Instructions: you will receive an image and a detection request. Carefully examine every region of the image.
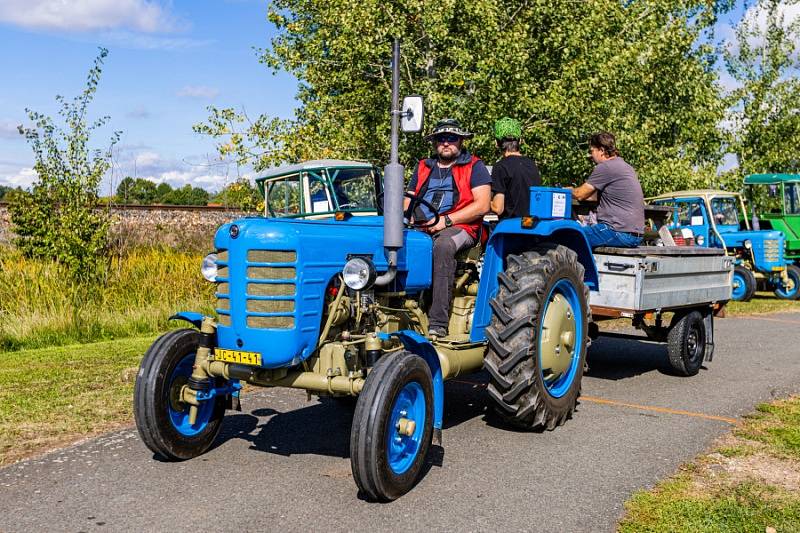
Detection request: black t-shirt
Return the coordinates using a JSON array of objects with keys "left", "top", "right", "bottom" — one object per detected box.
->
[{"left": 491, "top": 155, "right": 541, "bottom": 218}]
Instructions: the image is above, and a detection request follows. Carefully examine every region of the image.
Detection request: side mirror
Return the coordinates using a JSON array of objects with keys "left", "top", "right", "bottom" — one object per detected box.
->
[{"left": 401, "top": 95, "right": 424, "bottom": 133}]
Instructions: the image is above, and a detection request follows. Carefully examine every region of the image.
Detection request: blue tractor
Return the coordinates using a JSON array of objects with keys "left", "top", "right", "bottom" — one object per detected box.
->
[
  {"left": 649, "top": 190, "right": 795, "bottom": 301},
  {"left": 134, "top": 42, "right": 730, "bottom": 501}
]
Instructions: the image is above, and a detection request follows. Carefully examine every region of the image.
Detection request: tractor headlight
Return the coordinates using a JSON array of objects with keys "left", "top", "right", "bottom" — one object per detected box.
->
[
  {"left": 696, "top": 235, "right": 704, "bottom": 246},
  {"left": 342, "top": 257, "right": 376, "bottom": 290},
  {"left": 201, "top": 253, "right": 218, "bottom": 282},
  {"left": 744, "top": 239, "right": 752, "bottom": 250}
]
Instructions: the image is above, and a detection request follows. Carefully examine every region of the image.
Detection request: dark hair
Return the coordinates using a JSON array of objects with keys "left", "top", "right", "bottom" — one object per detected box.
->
[
  {"left": 589, "top": 132, "right": 620, "bottom": 157},
  {"left": 498, "top": 138, "right": 520, "bottom": 153}
]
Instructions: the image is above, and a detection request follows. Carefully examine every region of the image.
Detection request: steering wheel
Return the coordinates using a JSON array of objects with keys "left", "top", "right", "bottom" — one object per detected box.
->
[
  {"left": 403, "top": 192, "right": 441, "bottom": 229},
  {"left": 376, "top": 191, "right": 442, "bottom": 229}
]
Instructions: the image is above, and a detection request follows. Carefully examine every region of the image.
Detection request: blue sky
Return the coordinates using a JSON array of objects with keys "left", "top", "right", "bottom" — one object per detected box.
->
[
  {"left": 0, "top": 1, "right": 787, "bottom": 194},
  {"left": 0, "top": 0, "right": 297, "bottom": 195}
]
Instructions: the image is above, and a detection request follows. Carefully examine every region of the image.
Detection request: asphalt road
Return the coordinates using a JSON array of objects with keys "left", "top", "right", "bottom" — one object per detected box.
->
[{"left": 2, "top": 312, "right": 800, "bottom": 532}]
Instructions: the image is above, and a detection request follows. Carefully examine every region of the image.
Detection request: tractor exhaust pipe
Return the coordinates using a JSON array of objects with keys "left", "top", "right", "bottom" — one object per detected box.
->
[{"left": 375, "top": 38, "right": 403, "bottom": 286}]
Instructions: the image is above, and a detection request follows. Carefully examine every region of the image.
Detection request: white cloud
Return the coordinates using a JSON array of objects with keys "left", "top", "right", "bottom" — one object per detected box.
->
[
  {"left": 0, "top": 166, "right": 37, "bottom": 187},
  {"left": 724, "top": 3, "right": 800, "bottom": 54},
  {"left": 0, "top": 0, "right": 178, "bottom": 33},
  {"left": 0, "top": 119, "right": 22, "bottom": 139},
  {"left": 176, "top": 85, "right": 220, "bottom": 99}
]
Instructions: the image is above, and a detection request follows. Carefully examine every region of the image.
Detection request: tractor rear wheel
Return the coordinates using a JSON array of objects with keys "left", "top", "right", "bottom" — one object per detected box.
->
[
  {"left": 666, "top": 310, "right": 707, "bottom": 376},
  {"left": 731, "top": 265, "right": 756, "bottom": 302},
  {"left": 774, "top": 264, "right": 800, "bottom": 300},
  {"left": 134, "top": 329, "right": 226, "bottom": 460},
  {"left": 350, "top": 350, "right": 433, "bottom": 501},
  {"left": 484, "top": 245, "right": 589, "bottom": 430}
]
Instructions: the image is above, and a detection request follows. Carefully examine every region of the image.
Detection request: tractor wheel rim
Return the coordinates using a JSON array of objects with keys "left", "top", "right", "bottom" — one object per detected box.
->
[
  {"left": 776, "top": 270, "right": 799, "bottom": 298},
  {"left": 386, "top": 381, "right": 426, "bottom": 475},
  {"left": 731, "top": 272, "right": 747, "bottom": 300},
  {"left": 539, "top": 279, "right": 583, "bottom": 398},
  {"left": 168, "top": 353, "right": 215, "bottom": 437}
]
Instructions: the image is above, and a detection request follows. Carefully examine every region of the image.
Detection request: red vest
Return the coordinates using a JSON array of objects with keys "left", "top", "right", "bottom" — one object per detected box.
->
[{"left": 414, "top": 155, "right": 482, "bottom": 239}]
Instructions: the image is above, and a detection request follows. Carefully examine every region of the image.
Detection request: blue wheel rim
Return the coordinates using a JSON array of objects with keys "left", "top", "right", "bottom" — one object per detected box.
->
[
  {"left": 538, "top": 279, "right": 583, "bottom": 398},
  {"left": 731, "top": 271, "right": 748, "bottom": 301},
  {"left": 168, "top": 353, "right": 215, "bottom": 436},
  {"left": 386, "top": 381, "right": 426, "bottom": 475},
  {"left": 775, "top": 269, "right": 799, "bottom": 299}
]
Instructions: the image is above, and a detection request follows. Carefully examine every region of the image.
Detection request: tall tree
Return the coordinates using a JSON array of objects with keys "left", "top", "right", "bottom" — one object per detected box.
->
[
  {"left": 197, "top": 0, "right": 732, "bottom": 195},
  {"left": 724, "top": 0, "right": 800, "bottom": 176},
  {"left": 11, "top": 48, "right": 119, "bottom": 283}
]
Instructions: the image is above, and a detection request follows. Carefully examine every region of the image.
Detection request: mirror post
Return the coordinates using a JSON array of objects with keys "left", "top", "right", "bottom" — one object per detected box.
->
[{"left": 376, "top": 37, "right": 404, "bottom": 285}]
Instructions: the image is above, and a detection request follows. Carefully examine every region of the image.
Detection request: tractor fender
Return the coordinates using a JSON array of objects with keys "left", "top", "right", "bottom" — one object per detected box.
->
[
  {"left": 470, "top": 218, "right": 598, "bottom": 342},
  {"left": 168, "top": 311, "right": 206, "bottom": 329},
  {"left": 377, "top": 330, "right": 444, "bottom": 445}
]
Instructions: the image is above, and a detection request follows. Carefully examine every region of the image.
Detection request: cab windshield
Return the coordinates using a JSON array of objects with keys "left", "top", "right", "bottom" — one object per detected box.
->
[
  {"left": 710, "top": 197, "right": 740, "bottom": 226},
  {"left": 785, "top": 183, "right": 800, "bottom": 215}
]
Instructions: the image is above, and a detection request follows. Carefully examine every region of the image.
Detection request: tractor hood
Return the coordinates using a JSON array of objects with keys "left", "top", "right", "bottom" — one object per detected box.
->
[
  {"left": 211, "top": 216, "right": 432, "bottom": 368},
  {"left": 721, "top": 229, "right": 785, "bottom": 272}
]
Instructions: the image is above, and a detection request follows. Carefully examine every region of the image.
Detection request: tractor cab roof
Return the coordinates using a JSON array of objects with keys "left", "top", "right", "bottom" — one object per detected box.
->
[
  {"left": 744, "top": 174, "right": 800, "bottom": 185},
  {"left": 255, "top": 159, "right": 375, "bottom": 184},
  {"left": 647, "top": 189, "right": 741, "bottom": 202}
]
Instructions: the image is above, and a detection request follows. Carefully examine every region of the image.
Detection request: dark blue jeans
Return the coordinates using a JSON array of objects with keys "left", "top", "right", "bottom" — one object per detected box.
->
[{"left": 583, "top": 223, "right": 642, "bottom": 248}]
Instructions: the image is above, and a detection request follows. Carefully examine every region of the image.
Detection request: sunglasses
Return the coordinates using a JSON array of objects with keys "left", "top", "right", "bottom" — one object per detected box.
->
[{"left": 435, "top": 134, "right": 461, "bottom": 144}]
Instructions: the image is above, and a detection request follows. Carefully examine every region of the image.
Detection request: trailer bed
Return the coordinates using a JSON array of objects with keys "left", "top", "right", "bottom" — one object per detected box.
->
[{"left": 589, "top": 246, "right": 733, "bottom": 312}]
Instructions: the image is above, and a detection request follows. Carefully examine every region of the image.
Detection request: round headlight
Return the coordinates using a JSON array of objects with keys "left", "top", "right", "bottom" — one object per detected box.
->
[
  {"left": 696, "top": 235, "right": 704, "bottom": 246},
  {"left": 744, "top": 239, "right": 752, "bottom": 249},
  {"left": 201, "top": 253, "right": 218, "bottom": 282},
  {"left": 342, "top": 257, "right": 376, "bottom": 290}
]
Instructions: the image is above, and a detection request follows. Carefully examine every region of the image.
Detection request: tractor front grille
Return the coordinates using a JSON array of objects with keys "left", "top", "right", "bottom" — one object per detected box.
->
[
  {"left": 764, "top": 239, "right": 782, "bottom": 262},
  {"left": 215, "top": 248, "right": 297, "bottom": 330}
]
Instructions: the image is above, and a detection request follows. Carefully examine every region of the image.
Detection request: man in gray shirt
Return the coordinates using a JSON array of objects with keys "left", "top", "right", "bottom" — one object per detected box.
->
[{"left": 568, "top": 132, "right": 644, "bottom": 248}]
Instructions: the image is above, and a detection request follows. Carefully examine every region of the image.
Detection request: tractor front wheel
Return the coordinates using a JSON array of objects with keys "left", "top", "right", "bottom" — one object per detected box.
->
[
  {"left": 134, "top": 329, "right": 226, "bottom": 460},
  {"left": 484, "top": 245, "right": 589, "bottom": 430},
  {"left": 350, "top": 350, "right": 433, "bottom": 501},
  {"left": 731, "top": 265, "right": 756, "bottom": 302},
  {"left": 774, "top": 264, "right": 800, "bottom": 300}
]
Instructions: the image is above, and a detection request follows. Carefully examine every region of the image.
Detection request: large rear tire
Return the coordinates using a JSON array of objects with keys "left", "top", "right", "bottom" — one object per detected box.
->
[
  {"left": 134, "top": 329, "right": 226, "bottom": 460},
  {"left": 484, "top": 245, "right": 589, "bottom": 430},
  {"left": 350, "top": 350, "right": 433, "bottom": 501},
  {"left": 731, "top": 265, "right": 756, "bottom": 302}
]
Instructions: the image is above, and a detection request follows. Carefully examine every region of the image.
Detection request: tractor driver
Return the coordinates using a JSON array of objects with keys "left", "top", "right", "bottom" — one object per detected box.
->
[
  {"left": 405, "top": 118, "right": 491, "bottom": 338},
  {"left": 568, "top": 131, "right": 645, "bottom": 248}
]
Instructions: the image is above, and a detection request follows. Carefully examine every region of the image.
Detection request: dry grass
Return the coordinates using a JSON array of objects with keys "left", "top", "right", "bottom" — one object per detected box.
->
[{"left": 0, "top": 247, "right": 215, "bottom": 351}]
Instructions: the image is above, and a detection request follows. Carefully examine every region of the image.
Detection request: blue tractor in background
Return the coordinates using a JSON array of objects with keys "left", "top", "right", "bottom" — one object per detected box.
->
[
  {"left": 649, "top": 190, "right": 795, "bottom": 301},
  {"left": 133, "top": 41, "right": 731, "bottom": 501}
]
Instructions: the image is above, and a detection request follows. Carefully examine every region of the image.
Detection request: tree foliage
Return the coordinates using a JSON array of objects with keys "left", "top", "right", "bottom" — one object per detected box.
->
[
  {"left": 115, "top": 177, "right": 209, "bottom": 205},
  {"left": 10, "top": 48, "right": 119, "bottom": 283},
  {"left": 724, "top": 0, "right": 800, "bottom": 177},
  {"left": 212, "top": 178, "right": 263, "bottom": 211},
  {"left": 197, "top": 0, "right": 734, "bottom": 196}
]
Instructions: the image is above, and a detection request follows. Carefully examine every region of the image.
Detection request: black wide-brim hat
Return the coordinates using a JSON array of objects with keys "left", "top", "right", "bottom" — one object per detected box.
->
[{"left": 423, "top": 118, "right": 475, "bottom": 141}]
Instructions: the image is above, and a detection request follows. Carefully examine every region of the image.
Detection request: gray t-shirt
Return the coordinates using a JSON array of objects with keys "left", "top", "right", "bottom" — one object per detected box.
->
[{"left": 587, "top": 157, "right": 644, "bottom": 233}]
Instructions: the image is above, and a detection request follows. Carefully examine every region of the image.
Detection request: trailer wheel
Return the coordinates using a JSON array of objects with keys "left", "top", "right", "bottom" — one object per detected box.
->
[
  {"left": 774, "top": 264, "right": 800, "bottom": 300},
  {"left": 134, "top": 329, "right": 226, "bottom": 460},
  {"left": 350, "top": 350, "right": 433, "bottom": 501},
  {"left": 666, "top": 311, "right": 706, "bottom": 376},
  {"left": 731, "top": 266, "right": 756, "bottom": 302},
  {"left": 485, "top": 245, "right": 589, "bottom": 430}
]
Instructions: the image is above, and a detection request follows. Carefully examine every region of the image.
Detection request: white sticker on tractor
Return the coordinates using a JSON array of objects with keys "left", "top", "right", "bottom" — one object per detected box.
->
[{"left": 552, "top": 193, "right": 567, "bottom": 218}]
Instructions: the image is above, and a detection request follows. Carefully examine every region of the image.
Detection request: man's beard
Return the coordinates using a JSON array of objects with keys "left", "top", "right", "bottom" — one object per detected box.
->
[{"left": 438, "top": 148, "right": 460, "bottom": 163}]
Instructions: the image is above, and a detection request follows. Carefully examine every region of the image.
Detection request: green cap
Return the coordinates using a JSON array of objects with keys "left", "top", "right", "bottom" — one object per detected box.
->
[{"left": 494, "top": 117, "right": 522, "bottom": 141}]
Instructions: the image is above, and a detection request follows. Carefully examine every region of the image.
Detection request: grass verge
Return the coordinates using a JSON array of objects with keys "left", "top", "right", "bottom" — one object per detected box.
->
[
  {"left": 727, "top": 292, "right": 800, "bottom": 316},
  {"left": 619, "top": 396, "right": 800, "bottom": 532},
  {"left": 0, "top": 336, "right": 155, "bottom": 466}
]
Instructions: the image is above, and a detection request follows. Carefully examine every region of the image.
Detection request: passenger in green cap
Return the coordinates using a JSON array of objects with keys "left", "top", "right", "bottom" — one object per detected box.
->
[{"left": 490, "top": 117, "right": 541, "bottom": 219}]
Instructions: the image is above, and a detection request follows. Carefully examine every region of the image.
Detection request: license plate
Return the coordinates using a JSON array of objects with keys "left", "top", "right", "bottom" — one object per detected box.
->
[{"left": 214, "top": 348, "right": 262, "bottom": 366}]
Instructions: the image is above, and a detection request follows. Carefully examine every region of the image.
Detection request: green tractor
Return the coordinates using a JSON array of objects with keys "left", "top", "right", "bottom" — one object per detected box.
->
[{"left": 744, "top": 173, "right": 800, "bottom": 300}]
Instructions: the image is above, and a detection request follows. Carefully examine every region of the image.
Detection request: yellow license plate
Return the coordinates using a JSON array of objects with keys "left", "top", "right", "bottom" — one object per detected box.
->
[
  {"left": 772, "top": 266, "right": 785, "bottom": 272},
  {"left": 214, "top": 348, "right": 262, "bottom": 366}
]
